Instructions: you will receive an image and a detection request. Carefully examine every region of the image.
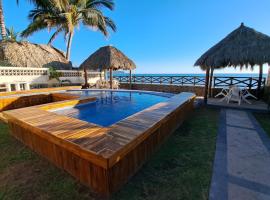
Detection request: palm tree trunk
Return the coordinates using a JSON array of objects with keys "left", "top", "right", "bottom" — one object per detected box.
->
[
  {"left": 66, "top": 31, "right": 74, "bottom": 61},
  {"left": 0, "top": 0, "right": 6, "bottom": 39}
]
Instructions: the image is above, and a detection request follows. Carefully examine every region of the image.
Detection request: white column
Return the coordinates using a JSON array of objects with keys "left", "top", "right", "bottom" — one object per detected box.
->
[
  {"left": 15, "top": 83, "right": 21, "bottom": 91},
  {"left": 5, "top": 83, "right": 11, "bottom": 92},
  {"left": 25, "top": 83, "right": 30, "bottom": 90}
]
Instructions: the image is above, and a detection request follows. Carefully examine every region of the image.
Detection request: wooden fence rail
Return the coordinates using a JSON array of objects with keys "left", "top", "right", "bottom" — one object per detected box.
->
[
  {"left": 114, "top": 76, "right": 206, "bottom": 86},
  {"left": 213, "top": 77, "right": 266, "bottom": 89},
  {"left": 114, "top": 75, "right": 266, "bottom": 89}
]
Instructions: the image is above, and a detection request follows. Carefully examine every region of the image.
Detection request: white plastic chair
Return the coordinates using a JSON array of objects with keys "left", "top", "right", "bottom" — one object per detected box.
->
[
  {"left": 112, "top": 79, "right": 119, "bottom": 89},
  {"left": 96, "top": 80, "right": 102, "bottom": 89},
  {"left": 227, "top": 86, "right": 242, "bottom": 105},
  {"left": 242, "top": 88, "right": 257, "bottom": 104},
  {"left": 104, "top": 80, "right": 110, "bottom": 89},
  {"left": 215, "top": 88, "right": 229, "bottom": 102}
]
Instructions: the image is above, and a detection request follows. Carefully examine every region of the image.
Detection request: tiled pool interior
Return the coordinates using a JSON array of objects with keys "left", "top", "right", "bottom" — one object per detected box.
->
[{"left": 52, "top": 91, "right": 173, "bottom": 126}]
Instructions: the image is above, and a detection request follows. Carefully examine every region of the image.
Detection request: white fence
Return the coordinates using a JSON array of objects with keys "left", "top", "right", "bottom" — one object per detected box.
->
[
  {"left": 0, "top": 66, "right": 103, "bottom": 92},
  {"left": 58, "top": 70, "right": 103, "bottom": 85}
]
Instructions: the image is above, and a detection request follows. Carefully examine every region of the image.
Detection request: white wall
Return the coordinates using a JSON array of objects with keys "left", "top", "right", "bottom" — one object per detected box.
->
[
  {"left": 58, "top": 70, "right": 104, "bottom": 84},
  {"left": 0, "top": 66, "right": 103, "bottom": 86},
  {"left": 0, "top": 66, "right": 49, "bottom": 84}
]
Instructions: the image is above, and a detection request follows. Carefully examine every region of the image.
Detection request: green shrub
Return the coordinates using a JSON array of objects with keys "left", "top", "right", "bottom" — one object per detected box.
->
[{"left": 48, "top": 67, "right": 61, "bottom": 81}]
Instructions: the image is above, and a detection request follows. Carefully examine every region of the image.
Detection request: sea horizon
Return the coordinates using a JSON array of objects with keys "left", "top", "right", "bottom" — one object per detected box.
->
[{"left": 113, "top": 72, "right": 268, "bottom": 78}]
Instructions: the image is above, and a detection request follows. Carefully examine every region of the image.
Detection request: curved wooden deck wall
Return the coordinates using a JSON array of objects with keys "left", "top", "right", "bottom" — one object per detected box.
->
[
  {"left": 0, "top": 86, "right": 80, "bottom": 97},
  {"left": 0, "top": 92, "right": 80, "bottom": 112},
  {"left": 3, "top": 92, "right": 195, "bottom": 197}
]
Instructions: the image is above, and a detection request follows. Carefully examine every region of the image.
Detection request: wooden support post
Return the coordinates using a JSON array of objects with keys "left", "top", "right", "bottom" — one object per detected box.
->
[
  {"left": 110, "top": 68, "right": 113, "bottom": 89},
  {"left": 267, "top": 66, "right": 270, "bottom": 86},
  {"left": 83, "top": 67, "right": 88, "bottom": 88},
  {"left": 204, "top": 67, "right": 210, "bottom": 104},
  {"left": 208, "top": 67, "right": 214, "bottom": 97},
  {"left": 258, "top": 64, "right": 263, "bottom": 98},
  {"left": 104, "top": 69, "right": 107, "bottom": 80},
  {"left": 129, "top": 70, "right": 132, "bottom": 89}
]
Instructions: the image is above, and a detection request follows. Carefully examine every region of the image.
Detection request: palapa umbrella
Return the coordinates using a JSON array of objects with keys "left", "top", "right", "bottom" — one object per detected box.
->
[
  {"left": 80, "top": 45, "right": 136, "bottom": 89},
  {"left": 0, "top": 41, "right": 72, "bottom": 69},
  {"left": 194, "top": 23, "right": 270, "bottom": 103}
]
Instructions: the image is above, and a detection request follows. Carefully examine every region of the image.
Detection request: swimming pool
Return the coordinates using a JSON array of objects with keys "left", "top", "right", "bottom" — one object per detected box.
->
[{"left": 51, "top": 90, "right": 173, "bottom": 126}]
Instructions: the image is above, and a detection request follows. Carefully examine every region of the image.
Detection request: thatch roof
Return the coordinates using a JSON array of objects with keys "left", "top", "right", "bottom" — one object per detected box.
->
[
  {"left": 0, "top": 41, "right": 72, "bottom": 69},
  {"left": 194, "top": 23, "right": 270, "bottom": 70},
  {"left": 79, "top": 46, "right": 136, "bottom": 71}
]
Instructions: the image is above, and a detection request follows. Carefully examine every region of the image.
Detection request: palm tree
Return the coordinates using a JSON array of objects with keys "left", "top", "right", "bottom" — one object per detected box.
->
[
  {"left": 6, "top": 26, "right": 20, "bottom": 41},
  {"left": 0, "top": 0, "right": 7, "bottom": 39},
  {"left": 21, "top": 0, "right": 116, "bottom": 61}
]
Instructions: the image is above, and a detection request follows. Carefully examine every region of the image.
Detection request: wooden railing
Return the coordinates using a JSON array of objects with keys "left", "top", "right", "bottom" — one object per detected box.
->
[
  {"left": 114, "top": 75, "right": 206, "bottom": 86},
  {"left": 114, "top": 75, "right": 266, "bottom": 89},
  {"left": 213, "top": 77, "right": 266, "bottom": 89}
]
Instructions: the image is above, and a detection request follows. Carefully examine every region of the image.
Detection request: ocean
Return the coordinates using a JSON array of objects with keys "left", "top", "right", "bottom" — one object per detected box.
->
[
  {"left": 113, "top": 73, "right": 268, "bottom": 78},
  {"left": 111, "top": 73, "right": 268, "bottom": 88}
]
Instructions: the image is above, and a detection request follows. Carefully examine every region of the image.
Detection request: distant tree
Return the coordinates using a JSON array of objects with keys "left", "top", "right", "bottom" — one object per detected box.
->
[
  {"left": 5, "top": 27, "right": 20, "bottom": 41},
  {"left": 21, "top": 0, "right": 116, "bottom": 61}
]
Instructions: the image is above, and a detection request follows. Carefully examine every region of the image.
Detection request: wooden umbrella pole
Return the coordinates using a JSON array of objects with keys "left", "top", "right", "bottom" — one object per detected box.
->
[
  {"left": 84, "top": 66, "right": 88, "bottom": 88},
  {"left": 258, "top": 64, "right": 263, "bottom": 98},
  {"left": 204, "top": 67, "right": 210, "bottom": 104},
  {"left": 267, "top": 66, "right": 270, "bottom": 86},
  {"left": 208, "top": 67, "right": 214, "bottom": 97},
  {"left": 104, "top": 69, "right": 107, "bottom": 80},
  {"left": 129, "top": 70, "right": 132, "bottom": 89},
  {"left": 110, "top": 68, "right": 113, "bottom": 89}
]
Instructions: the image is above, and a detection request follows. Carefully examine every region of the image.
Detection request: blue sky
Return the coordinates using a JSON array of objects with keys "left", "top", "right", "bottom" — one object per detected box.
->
[{"left": 3, "top": 0, "right": 270, "bottom": 74}]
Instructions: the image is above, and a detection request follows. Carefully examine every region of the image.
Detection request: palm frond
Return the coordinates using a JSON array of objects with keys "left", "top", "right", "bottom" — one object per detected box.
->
[
  {"left": 104, "top": 17, "right": 116, "bottom": 32},
  {"left": 5, "top": 27, "right": 20, "bottom": 41},
  {"left": 28, "top": 0, "right": 53, "bottom": 9},
  {"left": 21, "top": 20, "right": 48, "bottom": 37},
  {"left": 63, "top": 12, "right": 75, "bottom": 31},
  {"left": 86, "top": 0, "right": 114, "bottom": 10},
  {"left": 48, "top": 27, "right": 64, "bottom": 45}
]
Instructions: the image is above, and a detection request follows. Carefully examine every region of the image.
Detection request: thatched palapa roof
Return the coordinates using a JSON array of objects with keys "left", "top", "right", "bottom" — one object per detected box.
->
[
  {"left": 0, "top": 41, "right": 72, "bottom": 69},
  {"left": 80, "top": 46, "right": 136, "bottom": 71},
  {"left": 194, "top": 23, "right": 270, "bottom": 70}
]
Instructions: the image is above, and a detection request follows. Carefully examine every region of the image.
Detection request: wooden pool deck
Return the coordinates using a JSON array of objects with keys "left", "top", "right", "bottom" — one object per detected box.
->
[
  {"left": 207, "top": 98, "right": 269, "bottom": 112},
  {"left": 3, "top": 91, "right": 195, "bottom": 196}
]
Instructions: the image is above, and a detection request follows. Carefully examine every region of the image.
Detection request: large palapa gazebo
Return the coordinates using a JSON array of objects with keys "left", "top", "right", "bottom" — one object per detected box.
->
[
  {"left": 80, "top": 45, "right": 136, "bottom": 89},
  {"left": 195, "top": 23, "right": 270, "bottom": 103},
  {"left": 0, "top": 41, "right": 72, "bottom": 69}
]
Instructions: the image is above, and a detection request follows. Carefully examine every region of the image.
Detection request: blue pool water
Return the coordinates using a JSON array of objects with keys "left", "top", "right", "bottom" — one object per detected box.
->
[{"left": 52, "top": 91, "right": 172, "bottom": 127}]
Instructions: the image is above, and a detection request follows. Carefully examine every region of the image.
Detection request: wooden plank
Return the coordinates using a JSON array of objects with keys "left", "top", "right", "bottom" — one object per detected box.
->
[
  {"left": 39, "top": 97, "right": 96, "bottom": 111},
  {"left": 0, "top": 86, "right": 80, "bottom": 97},
  {"left": 0, "top": 92, "right": 84, "bottom": 112}
]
